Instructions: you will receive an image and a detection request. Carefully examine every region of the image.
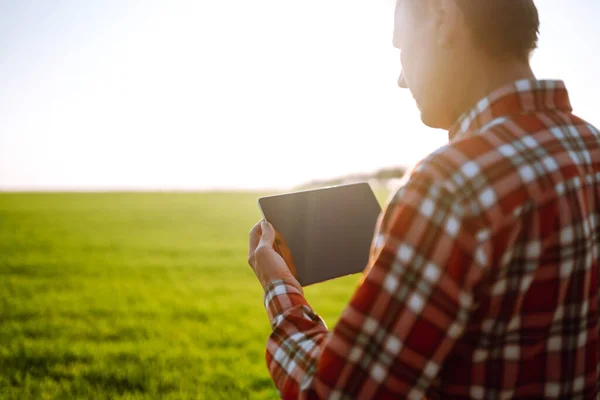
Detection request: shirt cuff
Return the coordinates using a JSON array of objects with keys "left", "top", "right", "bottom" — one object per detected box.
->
[{"left": 264, "top": 280, "right": 310, "bottom": 326}]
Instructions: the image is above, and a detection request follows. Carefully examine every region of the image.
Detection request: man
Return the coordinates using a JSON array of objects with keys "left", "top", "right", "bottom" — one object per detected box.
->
[{"left": 248, "top": 0, "right": 599, "bottom": 398}]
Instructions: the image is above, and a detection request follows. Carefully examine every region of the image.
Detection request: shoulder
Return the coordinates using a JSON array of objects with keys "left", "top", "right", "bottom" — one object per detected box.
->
[
  {"left": 399, "top": 133, "right": 500, "bottom": 203},
  {"left": 392, "top": 124, "right": 522, "bottom": 227},
  {"left": 396, "top": 110, "right": 599, "bottom": 226}
]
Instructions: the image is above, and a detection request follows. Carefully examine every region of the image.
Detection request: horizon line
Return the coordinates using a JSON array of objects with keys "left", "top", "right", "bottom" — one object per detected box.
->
[{"left": 0, "top": 186, "right": 289, "bottom": 193}]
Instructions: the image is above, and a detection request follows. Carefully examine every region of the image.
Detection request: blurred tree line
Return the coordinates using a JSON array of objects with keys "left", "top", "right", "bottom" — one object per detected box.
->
[{"left": 299, "top": 166, "right": 407, "bottom": 189}]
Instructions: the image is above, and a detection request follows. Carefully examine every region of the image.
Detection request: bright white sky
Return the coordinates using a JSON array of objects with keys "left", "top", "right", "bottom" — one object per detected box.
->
[{"left": 1, "top": 0, "right": 599, "bottom": 190}]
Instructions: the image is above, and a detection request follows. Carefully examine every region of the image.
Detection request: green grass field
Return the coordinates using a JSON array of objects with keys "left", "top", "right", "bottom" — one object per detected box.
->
[{"left": 0, "top": 192, "right": 385, "bottom": 399}]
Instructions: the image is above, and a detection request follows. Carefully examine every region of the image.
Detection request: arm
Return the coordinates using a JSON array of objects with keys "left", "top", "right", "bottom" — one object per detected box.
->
[{"left": 253, "top": 173, "right": 489, "bottom": 398}]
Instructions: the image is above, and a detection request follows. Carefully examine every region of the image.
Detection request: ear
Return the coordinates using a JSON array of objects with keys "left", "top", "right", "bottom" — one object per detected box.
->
[{"left": 428, "top": 0, "right": 463, "bottom": 48}]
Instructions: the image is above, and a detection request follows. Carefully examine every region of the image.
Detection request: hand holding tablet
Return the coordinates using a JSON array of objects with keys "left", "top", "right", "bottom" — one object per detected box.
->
[{"left": 258, "top": 183, "right": 382, "bottom": 286}]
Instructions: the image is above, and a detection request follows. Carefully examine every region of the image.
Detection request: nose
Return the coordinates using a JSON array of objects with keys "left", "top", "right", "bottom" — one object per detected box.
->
[{"left": 398, "top": 70, "right": 408, "bottom": 89}]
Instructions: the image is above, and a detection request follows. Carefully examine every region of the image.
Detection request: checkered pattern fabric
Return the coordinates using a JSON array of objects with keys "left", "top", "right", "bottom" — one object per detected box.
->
[{"left": 263, "top": 80, "right": 600, "bottom": 399}]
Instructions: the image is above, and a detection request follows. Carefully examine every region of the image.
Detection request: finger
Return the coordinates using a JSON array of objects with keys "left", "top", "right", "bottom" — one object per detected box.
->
[
  {"left": 249, "top": 220, "right": 263, "bottom": 249},
  {"left": 259, "top": 220, "right": 276, "bottom": 247},
  {"left": 248, "top": 220, "right": 263, "bottom": 265}
]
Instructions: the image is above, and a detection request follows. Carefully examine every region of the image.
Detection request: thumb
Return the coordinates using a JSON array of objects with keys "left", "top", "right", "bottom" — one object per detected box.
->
[{"left": 259, "top": 220, "right": 276, "bottom": 247}]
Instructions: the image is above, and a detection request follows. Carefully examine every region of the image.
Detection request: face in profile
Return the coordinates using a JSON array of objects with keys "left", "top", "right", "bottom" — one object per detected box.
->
[{"left": 393, "top": 0, "right": 462, "bottom": 130}]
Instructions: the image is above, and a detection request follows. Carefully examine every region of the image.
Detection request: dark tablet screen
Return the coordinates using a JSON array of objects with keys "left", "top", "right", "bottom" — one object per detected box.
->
[{"left": 258, "top": 183, "right": 382, "bottom": 286}]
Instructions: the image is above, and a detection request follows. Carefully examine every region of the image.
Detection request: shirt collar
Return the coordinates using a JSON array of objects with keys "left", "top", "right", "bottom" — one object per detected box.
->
[{"left": 448, "top": 79, "right": 572, "bottom": 141}]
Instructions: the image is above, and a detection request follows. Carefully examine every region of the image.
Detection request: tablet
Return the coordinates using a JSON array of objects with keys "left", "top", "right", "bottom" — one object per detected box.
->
[{"left": 258, "top": 182, "right": 381, "bottom": 286}]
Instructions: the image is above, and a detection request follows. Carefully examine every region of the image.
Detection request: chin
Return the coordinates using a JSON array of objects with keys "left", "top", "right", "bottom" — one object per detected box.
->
[
  {"left": 419, "top": 109, "right": 449, "bottom": 130},
  {"left": 421, "top": 111, "right": 450, "bottom": 129}
]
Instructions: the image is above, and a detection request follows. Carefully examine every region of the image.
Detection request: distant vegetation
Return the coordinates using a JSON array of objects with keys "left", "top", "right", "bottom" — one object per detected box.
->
[{"left": 298, "top": 165, "right": 407, "bottom": 189}]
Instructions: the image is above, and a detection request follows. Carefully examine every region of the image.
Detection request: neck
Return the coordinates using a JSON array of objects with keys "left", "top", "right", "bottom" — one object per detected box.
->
[{"left": 451, "top": 55, "right": 536, "bottom": 124}]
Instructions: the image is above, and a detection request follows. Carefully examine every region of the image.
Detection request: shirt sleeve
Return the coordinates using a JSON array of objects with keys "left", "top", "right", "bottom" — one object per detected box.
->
[{"left": 263, "top": 170, "right": 490, "bottom": 399}]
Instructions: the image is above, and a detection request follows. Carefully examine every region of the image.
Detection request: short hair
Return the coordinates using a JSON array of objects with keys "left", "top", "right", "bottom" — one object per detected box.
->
[{"left": 455, "top": 0, "right": 540, "bottom": 62}]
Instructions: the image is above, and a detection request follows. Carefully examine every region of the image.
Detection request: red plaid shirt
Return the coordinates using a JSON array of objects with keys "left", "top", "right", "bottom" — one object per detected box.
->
[{"left": 263, "top": 80, "right": 600, "bottom": 399}]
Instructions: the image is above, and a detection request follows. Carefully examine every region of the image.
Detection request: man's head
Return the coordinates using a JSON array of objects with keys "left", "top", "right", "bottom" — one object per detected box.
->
[{"left": 394, "top": 0, "right": 539, "bottom": 129}]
